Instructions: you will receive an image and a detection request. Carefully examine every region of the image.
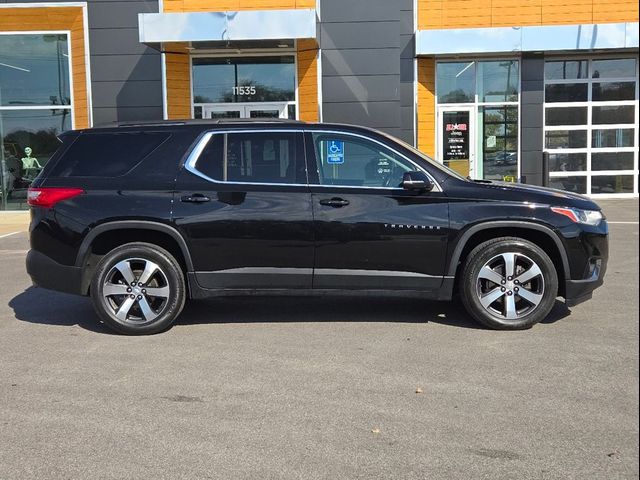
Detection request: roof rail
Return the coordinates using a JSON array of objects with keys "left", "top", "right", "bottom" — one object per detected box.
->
[{"left": 112, "top": 118, "right": 306, "bottom": 128}]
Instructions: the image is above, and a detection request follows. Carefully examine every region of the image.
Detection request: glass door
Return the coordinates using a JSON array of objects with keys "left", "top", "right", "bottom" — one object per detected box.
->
[
  {"left": 202, "top": 105, "right": 243, "bottom": 119},
  {"left": 245, "top": 103, "right": 288, "bottom": 119},
  {"left": 437, "top": 106, "right": 475, "bottom": 178},
  {"left": 200, "top": 103, "right": 289, "bottom": 120}
]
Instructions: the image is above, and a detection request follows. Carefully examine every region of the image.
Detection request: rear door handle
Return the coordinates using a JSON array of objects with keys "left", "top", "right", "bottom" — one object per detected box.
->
[
  {"left": 181, "top": 194, "right": 211, "bottom": 203},
  {"left": 319, "top": 198, "right": 350, "bottom": 208}
]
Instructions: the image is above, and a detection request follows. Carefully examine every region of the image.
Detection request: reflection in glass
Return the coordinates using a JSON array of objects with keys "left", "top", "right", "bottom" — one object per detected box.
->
[
  {"left": 480, "top": 106, "right": 518, "bottom": 180},
  {"left": 545, "top": 107, "right": 587, "bottom": 126},
  {"left": 591, "top": 152, "right": 634, "bottom": 171},
  {"left": 1, "top": 109, "right": 70, "bottom": 209},
  {"left": 436, "top": 62, "right": 475, "bottom": 103},
  {"left": 591, "top": 128, "right": 634, "bottom": 148},
  {"left": 591, "top": 175, "right": 634, "bottom": 194},
  {"left": 477, "top": 61, "right": 519, "bottom": 102},
  {"left": 249, "top": 110, "right": 280, "bottom": 119},
  {"left": 592, "top": 82, "right": 636, "bottom": 101},
  {"left": 193, "top": 56, "right": 295, "bottom": 104},
  {"left": 313, "top": 133, "right": 413, "bottom": 188},
  {"left": 0, "top": 34, "right": 70, "bottom": 107},
  {"left": 549, "top": 176, "right": 587, "bottom": 194},
  {"left": 545, "top": 60, "right": 588, "bottom": 80},
  {"left": 545, "top": 130, "right": 588, "bottom": 149},
  {"left": 592, "top": 58, "right": 636, "bottom": 79},
  {"left": 548, "top": 153, "right": 587, "bottom": 172},
  {"left": 592, "top": 105, "right": 635, "bottom": 125},
  {"left": 209, "top": 110, "right": 241, "bottom": 119},
  {"left": 545, "top": 83, "right": 588, "bottom": 102}
]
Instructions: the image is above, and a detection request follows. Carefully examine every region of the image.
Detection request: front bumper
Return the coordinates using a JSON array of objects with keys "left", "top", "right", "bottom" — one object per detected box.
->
[
  {"left": 26, "top": 249, "right": 84, "bottom": 296},
  {"left": 564, "top": 269, "right": 604, "bottom": 307},
  {"left": 563, "top": 231, "right": 608, "bottom": 307}
]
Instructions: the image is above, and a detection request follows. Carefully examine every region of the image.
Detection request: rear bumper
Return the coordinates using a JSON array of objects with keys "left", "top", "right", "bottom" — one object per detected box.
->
[{"left": 26, "top": 249, "right": 84, "bottom": 296}]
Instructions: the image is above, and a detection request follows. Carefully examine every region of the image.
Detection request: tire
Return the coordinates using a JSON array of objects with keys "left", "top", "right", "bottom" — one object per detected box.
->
[
  {"left": 460, "top": 237, "right": 558, "bottom": 330},
  {"left": 90, "top": 242, "right": 186, "bottom": 335}
]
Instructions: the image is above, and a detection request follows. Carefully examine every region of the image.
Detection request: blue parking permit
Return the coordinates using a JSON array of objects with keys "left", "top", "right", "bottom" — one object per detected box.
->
[{"left": 326, "top": 140, "right": 345, "bottom": 164}]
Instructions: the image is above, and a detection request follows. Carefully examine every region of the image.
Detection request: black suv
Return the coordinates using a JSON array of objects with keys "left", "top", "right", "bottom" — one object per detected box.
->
[{"left": 26, "top": 120, "right": 608, "bottom": 334}]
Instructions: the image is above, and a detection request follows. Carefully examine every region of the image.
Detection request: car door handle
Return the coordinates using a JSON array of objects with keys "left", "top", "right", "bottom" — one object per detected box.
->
[
  {"left": 319, "top": 198, "right": 350, "bottom": 208},
  {"left": 181, "top": 194, "right": 211, "bottom": 203}
]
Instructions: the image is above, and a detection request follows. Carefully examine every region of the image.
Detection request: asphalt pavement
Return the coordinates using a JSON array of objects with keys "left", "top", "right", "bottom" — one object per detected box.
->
[{"left": 0, "top": 200, "right": 638, "bottom": 479}]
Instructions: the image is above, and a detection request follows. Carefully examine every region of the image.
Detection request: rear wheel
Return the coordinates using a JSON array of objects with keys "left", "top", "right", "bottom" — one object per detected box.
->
[
  {"left": 460, "top": 237, "right": 558, "bottom": 330},
  {"left": 90, "top": 242, "right": 186, "bottom": 335}
]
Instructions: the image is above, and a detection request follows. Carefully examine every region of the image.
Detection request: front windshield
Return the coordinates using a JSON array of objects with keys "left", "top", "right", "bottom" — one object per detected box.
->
[{"left": 378, "top": 131, "right": 467, "bottom": 181}]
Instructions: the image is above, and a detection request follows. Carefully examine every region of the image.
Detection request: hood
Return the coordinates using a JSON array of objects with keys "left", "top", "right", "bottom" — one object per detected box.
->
[{"left": 451, "top": 179, "right": 601, "bottom": 211}]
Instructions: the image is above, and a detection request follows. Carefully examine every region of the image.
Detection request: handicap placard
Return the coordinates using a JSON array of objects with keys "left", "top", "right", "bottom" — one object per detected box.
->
[{"left": 326, "top": 140, "right": 345, "bottom": 165}]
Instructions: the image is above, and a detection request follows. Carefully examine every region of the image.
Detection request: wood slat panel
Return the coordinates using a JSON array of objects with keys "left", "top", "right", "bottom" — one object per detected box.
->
[
  {"left": 417, "top": 58, "right": 436, "bottom": 158},
  {"left": 419, "top": 0, "right": 638, "bottom": 29},
  {"left": 165, "top": 53, "right": 192, "bottom": 119},
  {"left": 297, "top": 39, "right": 318, "bottom": 122},
  {"left": 164, "top": 0, "right": 314, "bottom": 12},
  {"left": 0, "top": 7, "right": 90, "bottom": 129}
]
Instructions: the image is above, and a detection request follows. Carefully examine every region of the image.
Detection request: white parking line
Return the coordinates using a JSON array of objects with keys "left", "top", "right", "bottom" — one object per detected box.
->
[
  {"left": 0, "top": 231, "right": 20, "bottom": 239},
  {"left": 608, "top": 221, "right": 639, "bottom": 225}
]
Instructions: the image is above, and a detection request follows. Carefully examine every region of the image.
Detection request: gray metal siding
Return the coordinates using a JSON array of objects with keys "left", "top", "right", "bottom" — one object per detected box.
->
[
  {"left": 520, "top": 53, "right": 545, "bottom": 186},
  {"left": 319, "top": 0, "right": 411, "bottom": 142},
  {"left": 1, "top": 0, "right": 163, "bottom": 126}
]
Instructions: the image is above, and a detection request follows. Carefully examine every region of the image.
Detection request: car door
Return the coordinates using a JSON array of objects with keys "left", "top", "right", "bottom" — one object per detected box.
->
[
  {"left": 306, "top": 130, "right": 450, "bottom": 291},
  {"left": 173, "top": 129, "right": 314, "bottom": 289}
]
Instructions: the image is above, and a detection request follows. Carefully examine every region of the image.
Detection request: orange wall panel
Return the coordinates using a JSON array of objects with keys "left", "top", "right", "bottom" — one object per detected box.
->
[
  {"left": 165, "top": 49, "right": 192, "bottom": 120},
  {"left": 297, "top": 39, "right": 319, "bottom": 122},
  {"left": 0, "top": 7, "right": 90, "bottom": 129},
  {"left": 418, "top": 0, "right": 638, "bottom": 29},
  {"left": 164, "top": 0, "right": 314, "bottom": 12},
  {"left": 416, "top": 58, "right": 436, "bottom": 158}
]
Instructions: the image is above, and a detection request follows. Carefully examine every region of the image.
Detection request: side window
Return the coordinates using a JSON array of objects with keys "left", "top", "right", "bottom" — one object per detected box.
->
[
  {"left": 195, "top": 131, "right": 305, "bottom": 185},
  {"left": 312, "top": 133, "right": 414, "bottom": 188},
  {"left": 49, "top": 132, "right": 170, "bottom": 177}
]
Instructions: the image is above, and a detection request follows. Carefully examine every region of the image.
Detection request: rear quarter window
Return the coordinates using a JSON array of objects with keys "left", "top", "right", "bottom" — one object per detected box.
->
[{"left": 49, "top": 132, "right": 170, "bottom": 177}]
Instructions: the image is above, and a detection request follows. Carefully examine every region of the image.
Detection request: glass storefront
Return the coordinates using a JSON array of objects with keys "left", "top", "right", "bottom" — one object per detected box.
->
[
  {"left": 436, "top": 60, "right": 520, "bottom": 181},
  {"left": 192, "top": 56, "right": 296, "bottom": 120},
  {"left": 544, "top": 56, "right": 639, "bottom": 195},
  {"left": 0, "top": 34, "right": 72, "bottom": 210}
]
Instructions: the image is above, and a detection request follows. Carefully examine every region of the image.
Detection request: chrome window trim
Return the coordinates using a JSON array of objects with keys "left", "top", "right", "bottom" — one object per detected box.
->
[{"left": 184, "top": 128, "right": 443, "bottom": 192}]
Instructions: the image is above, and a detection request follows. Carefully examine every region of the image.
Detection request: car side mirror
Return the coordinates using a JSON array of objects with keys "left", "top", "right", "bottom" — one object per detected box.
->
[{"left": 402, "top": 171, "right": 434, "bottom": 192}]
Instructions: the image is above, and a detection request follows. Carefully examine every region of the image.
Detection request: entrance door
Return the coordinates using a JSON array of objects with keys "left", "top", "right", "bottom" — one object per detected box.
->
[
  {"left": 201, "top": 103, "right": 290, "bottom": 120},
  {"left": 437, "top": 106, "right": 475, "bottom": 178}
]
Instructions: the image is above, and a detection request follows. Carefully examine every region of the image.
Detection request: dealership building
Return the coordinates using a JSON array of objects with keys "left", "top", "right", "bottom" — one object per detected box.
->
[{"left": 1, "top": 0, "right": 638, "bottom": 209}]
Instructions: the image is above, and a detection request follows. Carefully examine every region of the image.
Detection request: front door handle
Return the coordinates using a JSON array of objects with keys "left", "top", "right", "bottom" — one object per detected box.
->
[
  {"left": 181, "top": 194, "right": 211, "bottom": 203},
  {"left": 319, "top": 198, "right": 350, "bottom": 208}
]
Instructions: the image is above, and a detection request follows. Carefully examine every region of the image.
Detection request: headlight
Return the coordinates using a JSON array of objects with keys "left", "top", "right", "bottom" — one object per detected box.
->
[{"left": 551, "top": 207, "right": 603, "bottom": 226}]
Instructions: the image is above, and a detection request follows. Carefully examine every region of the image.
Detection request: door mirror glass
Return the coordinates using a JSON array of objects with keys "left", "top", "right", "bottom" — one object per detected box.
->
[{"left": 402, "top": 171, "right": 434, "bottom": 191}]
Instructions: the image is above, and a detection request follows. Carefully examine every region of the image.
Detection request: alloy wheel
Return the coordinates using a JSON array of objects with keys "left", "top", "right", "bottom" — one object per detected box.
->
[
  {"left": 101, "top": 258, "right": 171, "bottom": 324},
  {"left": 475, "top": 252, "right": 545, "bottom": 321}
]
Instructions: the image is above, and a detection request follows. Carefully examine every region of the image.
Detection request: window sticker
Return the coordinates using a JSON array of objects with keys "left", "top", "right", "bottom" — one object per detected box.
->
[{"left": 326, "top": 140, "right": 345, "bottom": 165}]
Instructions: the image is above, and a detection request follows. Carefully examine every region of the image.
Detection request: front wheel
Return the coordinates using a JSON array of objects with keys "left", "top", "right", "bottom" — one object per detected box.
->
[
  {"left": 460, "top": 237, "right": 558, "bottom": 330},
  {"left": 90, "top": 242, "right": 186, "bottom": 335}
]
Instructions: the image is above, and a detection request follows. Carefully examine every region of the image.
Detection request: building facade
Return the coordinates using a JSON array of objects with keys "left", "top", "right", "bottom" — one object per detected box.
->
[{"left": 1, "top": 0, "right": 638, "bottom": 210}]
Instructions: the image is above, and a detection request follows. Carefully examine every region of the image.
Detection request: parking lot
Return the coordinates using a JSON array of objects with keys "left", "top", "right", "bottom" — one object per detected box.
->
[{"left": 0, "top": 200, "right": 638, "bottom": 480}]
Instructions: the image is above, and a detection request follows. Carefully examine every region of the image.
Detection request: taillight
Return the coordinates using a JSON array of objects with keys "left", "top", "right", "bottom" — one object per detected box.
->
[{"left": 27, "top": 187, "right": 84, "bottom": 208}]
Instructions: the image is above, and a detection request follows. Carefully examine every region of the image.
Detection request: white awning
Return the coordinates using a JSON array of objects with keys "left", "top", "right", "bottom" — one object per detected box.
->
[{"left": 138, "top": 9, "right": 317, "bottom": 45}]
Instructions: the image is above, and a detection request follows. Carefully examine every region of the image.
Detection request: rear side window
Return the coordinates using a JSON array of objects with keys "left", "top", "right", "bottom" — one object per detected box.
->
[
  {"left": 49, "top": 132, "right": 169, "bottom": 177},
  {"left": 195, "top": 131, "right": 305, "bottom": 185}
]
